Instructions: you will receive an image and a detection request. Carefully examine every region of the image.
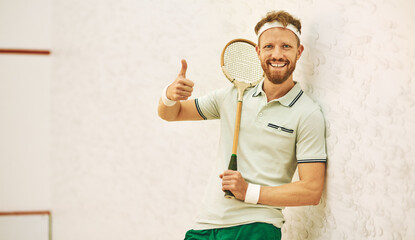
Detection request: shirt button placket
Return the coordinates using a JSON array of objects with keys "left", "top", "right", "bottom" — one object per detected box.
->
[{"left": 257, "top": 109, "right": 264, "bottom": 123}]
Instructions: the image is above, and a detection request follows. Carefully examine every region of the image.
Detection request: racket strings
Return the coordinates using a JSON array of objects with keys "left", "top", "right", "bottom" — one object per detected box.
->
[{"left": 223, "top": 42, "right": 263, "bottom": 83}]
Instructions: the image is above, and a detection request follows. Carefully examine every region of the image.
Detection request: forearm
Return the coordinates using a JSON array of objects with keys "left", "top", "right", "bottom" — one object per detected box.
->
[
  {"left": 258, "top": 180, "right": 324, "bottom": 207},
  {"left": 158, "top": 98, "right": 180, "bottom": 121},
  {"left": 158, "top": 98, "right": 203, "bottom": 121}
]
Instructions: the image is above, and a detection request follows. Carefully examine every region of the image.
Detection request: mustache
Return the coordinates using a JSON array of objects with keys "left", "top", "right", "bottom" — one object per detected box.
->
[{"left": 266, "top": 58, "right": 290, "bottom": 64}]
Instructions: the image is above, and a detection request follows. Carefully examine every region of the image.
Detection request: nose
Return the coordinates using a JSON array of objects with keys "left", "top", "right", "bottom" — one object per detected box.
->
[{"left": 271, "top": 47, "right": 283, "bottom": 60}]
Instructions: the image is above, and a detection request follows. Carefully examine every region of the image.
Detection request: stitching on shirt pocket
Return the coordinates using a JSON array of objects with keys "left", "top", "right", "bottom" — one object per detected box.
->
[{"left": 267, "top": 123, "right": 294, "bottom": 134}]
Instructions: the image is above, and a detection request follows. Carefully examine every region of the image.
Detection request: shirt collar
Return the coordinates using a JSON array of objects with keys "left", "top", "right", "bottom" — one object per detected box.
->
[
  {"left": 252, "top": 80, "right": 304, "bottom": 107},
  {"left": 252, "top": 80, "right": 265, "bottom": 97}
]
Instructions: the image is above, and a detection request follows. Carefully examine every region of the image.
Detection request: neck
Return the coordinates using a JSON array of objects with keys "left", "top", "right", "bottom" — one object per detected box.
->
[{"left": 263, "top": 77, "right": 295, "bottom": 102}]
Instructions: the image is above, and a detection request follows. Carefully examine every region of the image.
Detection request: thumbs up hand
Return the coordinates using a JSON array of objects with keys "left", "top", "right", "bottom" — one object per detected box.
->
[{"left": 166, "top": 59, "right": 195, "bottom": 101}]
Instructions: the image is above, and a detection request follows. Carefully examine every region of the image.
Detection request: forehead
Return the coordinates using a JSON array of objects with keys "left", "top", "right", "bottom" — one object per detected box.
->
[{"left": 258, "top": 27, "right": 298, "bottom": 45}]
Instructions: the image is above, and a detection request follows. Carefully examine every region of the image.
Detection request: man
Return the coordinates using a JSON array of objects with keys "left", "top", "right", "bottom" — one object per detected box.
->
[{"left": 158, "top": 10, "right": 326, "bottom": 240}]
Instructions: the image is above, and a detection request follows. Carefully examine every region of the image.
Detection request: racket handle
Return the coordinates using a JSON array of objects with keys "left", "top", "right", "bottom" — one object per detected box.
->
[
  {"left": 227, "top": 154, "right": 237, "bottom": 170},
  {"left": 224, "top": 154, "right": 237, "bottom": 199},
  {"left": 224, "top": 190, "right": 235, "bottom": 199}
]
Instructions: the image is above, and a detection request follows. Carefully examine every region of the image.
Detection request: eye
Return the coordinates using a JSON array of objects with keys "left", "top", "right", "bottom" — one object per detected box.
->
[
  {"left": 263, "top": 44, "right": 273, "bottom": 49},
  {"left": 283, "top": 44, "right": 292, "bottom": 49}
]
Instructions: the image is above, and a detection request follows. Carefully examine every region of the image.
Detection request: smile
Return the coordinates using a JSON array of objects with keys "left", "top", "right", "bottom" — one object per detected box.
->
[{"left": 269, "top": 62, "right": 287, "bottom": 68}]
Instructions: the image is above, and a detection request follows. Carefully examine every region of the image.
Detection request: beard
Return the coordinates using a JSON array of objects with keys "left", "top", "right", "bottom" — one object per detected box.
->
[{"left": 261, "top": 56, "right": 297, "bottom": 84}]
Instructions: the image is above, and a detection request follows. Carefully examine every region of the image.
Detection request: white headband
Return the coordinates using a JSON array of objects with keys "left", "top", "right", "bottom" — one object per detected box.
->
[{"left": 257, "top": 21, "right": 300, "bottom": 39}]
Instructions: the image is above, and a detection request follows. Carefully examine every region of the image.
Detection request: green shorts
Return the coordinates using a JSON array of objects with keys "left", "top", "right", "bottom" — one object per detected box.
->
[{"left": 184, "top": 222, "right": 281, "bottom": 240}]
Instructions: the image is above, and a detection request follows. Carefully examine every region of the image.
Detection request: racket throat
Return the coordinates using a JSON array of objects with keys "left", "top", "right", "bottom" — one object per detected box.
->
[{"left": 233, "top": 82, "right": 251, "bottom": 101}]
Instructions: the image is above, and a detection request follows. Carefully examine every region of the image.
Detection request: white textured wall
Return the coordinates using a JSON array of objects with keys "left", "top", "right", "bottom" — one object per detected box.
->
[
  {"left": 51, "top": 0, "right": 415, "bottom": 239},
  {"left": 0, "top": 0, "right": 51, "bottom": 211}
]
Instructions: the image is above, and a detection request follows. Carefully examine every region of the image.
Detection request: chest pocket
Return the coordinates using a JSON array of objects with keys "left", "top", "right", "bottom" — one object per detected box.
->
[
  {"left": 267, "top": 123, "right": 295, "bottom": 134},
  {"left": 257, "top": 122, "right": 296, "bottom": 153}
]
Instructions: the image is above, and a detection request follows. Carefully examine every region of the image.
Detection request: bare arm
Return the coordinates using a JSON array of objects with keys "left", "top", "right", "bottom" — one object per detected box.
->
[
  {"left": 259, "top": 162, "right": 325, "bottom": 206},
  {"left": 158, "top": 59, "right": 203, "bottom": 121},
  {"left": 220, "top": 162, "right": 326, "bottom": 206}
]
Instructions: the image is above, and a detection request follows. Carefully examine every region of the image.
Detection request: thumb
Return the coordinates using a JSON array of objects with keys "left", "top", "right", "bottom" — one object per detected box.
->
[{"left": 178, "top": 59, "right": 187, "bottom": 78}]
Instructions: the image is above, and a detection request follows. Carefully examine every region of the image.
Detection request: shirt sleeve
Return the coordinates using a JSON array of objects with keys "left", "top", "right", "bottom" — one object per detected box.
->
[
  {"left": 195, "top": 86, "right": 233, "bottom": 120},
  {"left": 296, "top": 108, "right": 327, "bottom": 163}
]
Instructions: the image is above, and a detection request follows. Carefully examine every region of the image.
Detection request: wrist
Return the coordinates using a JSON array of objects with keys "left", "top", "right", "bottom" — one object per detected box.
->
[
  {"left": 244, "top": 183, "right": 260, "bottom": 204},
  {"left": 161, "top": 84, "right": 177, "bottom": 107}
]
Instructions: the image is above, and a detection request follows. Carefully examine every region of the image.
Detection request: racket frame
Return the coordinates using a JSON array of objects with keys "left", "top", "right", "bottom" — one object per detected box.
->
[{"left": 220, "top": 39, "right": 263, "bottom": 101}]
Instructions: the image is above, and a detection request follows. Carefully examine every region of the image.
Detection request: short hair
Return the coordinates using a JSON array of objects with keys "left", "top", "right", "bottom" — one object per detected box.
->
[{"left": 254, "top": 11, "right": 302, "bottom": 46}]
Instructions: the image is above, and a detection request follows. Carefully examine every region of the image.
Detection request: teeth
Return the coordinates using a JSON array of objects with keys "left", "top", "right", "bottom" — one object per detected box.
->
[{"left": 270, "top": 63, "right": 286, "bottom": 67}]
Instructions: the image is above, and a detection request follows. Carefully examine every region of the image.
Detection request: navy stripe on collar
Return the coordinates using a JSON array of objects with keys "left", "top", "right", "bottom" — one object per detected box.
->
[{"left": 288, "top": 90, "right": 303, "bottom": 107}]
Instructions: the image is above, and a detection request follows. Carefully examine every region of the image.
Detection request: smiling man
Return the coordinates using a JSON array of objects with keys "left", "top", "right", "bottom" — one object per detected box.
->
[{"left": 158, "top": 10, "right": 327, "bottom": 240}]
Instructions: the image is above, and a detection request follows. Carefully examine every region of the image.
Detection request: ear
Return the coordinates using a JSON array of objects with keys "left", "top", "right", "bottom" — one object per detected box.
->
[
  {"left": 296, "top": 44, "right": 304, "bottom": 60},
  {"left": 256, "top": 45, "right": 260, "bottom": 57}
]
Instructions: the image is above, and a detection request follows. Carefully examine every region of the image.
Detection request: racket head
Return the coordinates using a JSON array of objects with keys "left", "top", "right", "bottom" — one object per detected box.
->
[{"left": 221, "top": 38, "right": 264, "bottom": 87}]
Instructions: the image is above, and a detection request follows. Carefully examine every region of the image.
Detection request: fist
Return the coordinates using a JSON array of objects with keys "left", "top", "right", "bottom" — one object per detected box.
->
[
  {"left": 219, "top": 170, "right": 248, "bottom": 201},
  {"left": 166, "top": 59, "right": 195, "bottom": 101}
]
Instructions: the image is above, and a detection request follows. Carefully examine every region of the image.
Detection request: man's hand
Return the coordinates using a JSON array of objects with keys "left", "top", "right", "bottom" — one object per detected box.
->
[
  {"left": 219, "top": 170, "right": 249, "bottom": 201},
  {"left": 167, "top": 59, "right": 194, "bottom": 101}
]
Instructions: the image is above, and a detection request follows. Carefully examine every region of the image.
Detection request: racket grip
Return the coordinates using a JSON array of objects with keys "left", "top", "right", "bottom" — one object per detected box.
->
[
  {"left": 224, "top": 190, "right": 235, "bottom": 199},
  {"left": 224, "top": 154, "right": 237, "bottom": 199}
]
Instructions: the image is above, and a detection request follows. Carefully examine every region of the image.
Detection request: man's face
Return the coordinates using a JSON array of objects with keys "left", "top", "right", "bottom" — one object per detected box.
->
[{"left": 256, "top": 27, "right": 304, "bottom": 84}]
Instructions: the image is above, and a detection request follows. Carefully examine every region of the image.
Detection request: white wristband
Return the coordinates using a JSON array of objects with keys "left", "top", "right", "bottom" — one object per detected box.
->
[
  {"left": 161, "top": 84, "right": 177, "bottom": 107},
  {"left": 244, "top": 183, "right": 260, "bottom": 204}
]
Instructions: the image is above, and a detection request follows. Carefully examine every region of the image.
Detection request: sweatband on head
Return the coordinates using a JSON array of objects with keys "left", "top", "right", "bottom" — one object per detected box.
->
[{"left": 257, "top": 21, "right": 300, "bottom": 39}]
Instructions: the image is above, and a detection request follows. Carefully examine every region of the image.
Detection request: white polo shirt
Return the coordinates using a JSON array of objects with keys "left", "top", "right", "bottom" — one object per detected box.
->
[{"left": 193, "top": 81, "right": 327, "bottom": 230}]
